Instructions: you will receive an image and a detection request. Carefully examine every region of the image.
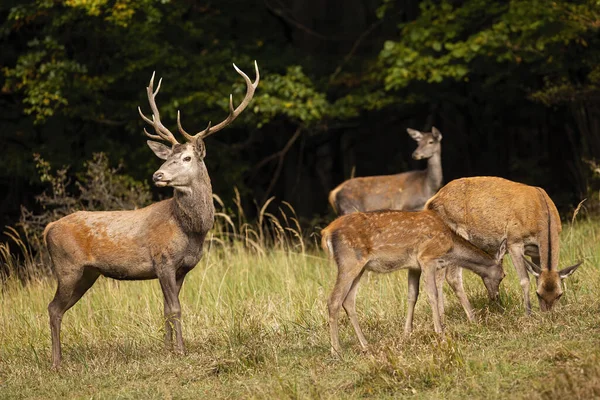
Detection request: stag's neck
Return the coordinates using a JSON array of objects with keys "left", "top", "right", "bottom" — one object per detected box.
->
[
  {"left": 446, "top": 234, "right": 495, "bottom": 275},
  {"left": 172, "top": 169, "right": 214, "bottom": 235},
  {"left": 426, "top": 151, "right": 443, "bottom": 191}
]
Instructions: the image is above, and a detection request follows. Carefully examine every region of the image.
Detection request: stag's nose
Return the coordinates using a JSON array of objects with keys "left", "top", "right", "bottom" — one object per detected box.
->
[{"left": 153, "top": 171, "right": 164, "bottom": 182}]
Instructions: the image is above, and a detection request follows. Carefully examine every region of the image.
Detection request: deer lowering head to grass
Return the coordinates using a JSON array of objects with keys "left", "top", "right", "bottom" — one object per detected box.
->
[
  {"left": 321, "top": 209, "right": 506, "bottom": 355},
  {"left": 426, "top": 176, "right": 582, "bottom": 314},
  {"left": 44, "top": 62, "right": 259, "bottom": 369},
  {"left": 328, "top": 127, "right": 443, "bottom": 215}
]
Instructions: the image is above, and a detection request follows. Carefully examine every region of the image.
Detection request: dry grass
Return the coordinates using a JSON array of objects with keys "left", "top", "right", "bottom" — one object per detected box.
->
[{"left": 1, "top": 207, "right": 599, "bottom": 399}]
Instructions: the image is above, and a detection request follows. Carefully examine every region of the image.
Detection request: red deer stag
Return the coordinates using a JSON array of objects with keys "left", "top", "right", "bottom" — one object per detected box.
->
[
  {"left": 328, "top": 127, "right": 443, "bottom": 214},
  {"left": 44, "top": 62, "right": 259, "bottom": 369},
  {"left": 321, "top": 209, "right": 506, "bottom": 355},
  {"left": 425, "top": 176, "right": 582, "bottom": 314}
]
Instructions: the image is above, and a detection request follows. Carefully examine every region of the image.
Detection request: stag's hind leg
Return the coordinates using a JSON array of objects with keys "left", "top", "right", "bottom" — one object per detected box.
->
[{"left": 48, "top": 266, "right": 100, "bottom": 369}]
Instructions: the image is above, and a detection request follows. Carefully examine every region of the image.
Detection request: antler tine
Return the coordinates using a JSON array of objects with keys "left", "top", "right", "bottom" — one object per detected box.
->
[
  {"left": 177, "top": 110, "right": 195, "bottom": 141},
  {"left": 138, "top": 72, "right": 179, "bottom": 145},
  {"left": 191, "top": 61, "right": 259, "bottom": 140}
]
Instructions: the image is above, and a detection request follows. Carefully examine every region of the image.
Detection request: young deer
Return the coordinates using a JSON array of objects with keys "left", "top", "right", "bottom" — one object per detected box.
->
[
  {"left": 321, "top": 209, "right": 506, "bottom": 355},
  {"left": 426, "top": 176, "right": 582, "bottom": 314},
  {"left": 328, "top": 127, "right": 443, "bottom": 214},
  {"left": 44, "top": 62, "right": 259, "bottom": 369}
]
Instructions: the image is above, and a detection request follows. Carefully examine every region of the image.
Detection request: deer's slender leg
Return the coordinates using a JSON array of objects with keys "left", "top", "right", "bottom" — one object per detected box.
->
[
  {"left": 508, "top": 245, "right": 532, "bottom": 315},
  {"left": 404, "top": 268, "right": 421, "bottom": 334},
  {"left": 48, "top": 266, "right": 100, "bottom": 369},
  {"left": 421, "top": 262, "right": 444, "bottom": 335},
  {"left": 445, "top": 265, "right": 475, "bottom": 322},
  {"left": 158, "top": 271, "right": 184, "bottom": 354},
  {"left": 341, "top": 270, "right": 367, "bottom": 350},
  {"left": 328, "top": 262, "right": 363, "bottom": 356},
  {"left": 435, "top": 266, "right": 446, "bottom": 326}
]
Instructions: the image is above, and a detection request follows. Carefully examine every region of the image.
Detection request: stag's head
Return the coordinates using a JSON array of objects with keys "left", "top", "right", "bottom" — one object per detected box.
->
[
  {"left": 139, "top": 62, "right": 259, "bottom": 189},
  {"left": 522, "top": 256, "right": 582, "bottom": 311},
  {"left": 407, "top": 127, "right": 442, "bottom": 160},
  {"left": 480, "top": 238, "right": 508, "bottom": 301}
]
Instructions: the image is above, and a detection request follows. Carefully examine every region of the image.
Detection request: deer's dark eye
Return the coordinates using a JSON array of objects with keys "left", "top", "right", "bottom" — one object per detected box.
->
[
  {"left": 183, "top": 156, "right": 192, "bottom": 162},
  {"left": 428, "top": 140, "right": 434, "bottom": 144}
]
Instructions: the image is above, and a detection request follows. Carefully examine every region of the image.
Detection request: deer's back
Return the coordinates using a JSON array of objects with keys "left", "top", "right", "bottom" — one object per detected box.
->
[
  {"left": 322, "top": 210, "right": 453, "bottom": 272},
  {"left": 332, "top": 170, "right": 430, "bottom": 213},
  {"left": 426, "top": 176, "right": 560, "bottom": 252}
]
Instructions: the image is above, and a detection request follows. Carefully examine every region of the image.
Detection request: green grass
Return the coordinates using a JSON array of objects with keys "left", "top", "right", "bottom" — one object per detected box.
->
[{"left": 1, "top": 220, "right": 600, "bottom": 399}]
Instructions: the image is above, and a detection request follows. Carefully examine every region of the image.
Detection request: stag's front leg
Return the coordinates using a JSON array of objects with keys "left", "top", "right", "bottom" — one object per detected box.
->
[{"left": 158, "top": 271, "right": 185, "bottom": 354}]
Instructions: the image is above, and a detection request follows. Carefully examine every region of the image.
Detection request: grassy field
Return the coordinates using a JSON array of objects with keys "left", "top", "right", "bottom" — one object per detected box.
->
[{"left": 1, "top": 217, "right": 600, "bottom": 399}]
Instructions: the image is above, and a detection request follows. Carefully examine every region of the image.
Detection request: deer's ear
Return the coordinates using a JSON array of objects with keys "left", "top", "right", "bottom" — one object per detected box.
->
[
  {"left": 559, "top": 261, "right": 582, "bottom": 279},
  {"left": 522, "top": 255, "right": 541, "bottom": 277},
  {"left": 407, "top": 128, "right": 423, "bottom": 141},
  {"left": 147, "top": 140, "right": 171, "bottom": 160},
  {"left": 194, "top": 138, "right": 206, "bottom": 158},
  {"left": 431, "top": 127, "right": 443, "bottom": 141}
]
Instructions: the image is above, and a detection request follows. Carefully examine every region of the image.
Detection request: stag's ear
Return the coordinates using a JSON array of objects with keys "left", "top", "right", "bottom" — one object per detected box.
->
[
  {"left": 495, "top": 238, "right": 508, "bottom": 263},
  {"left": 431, "top": 126, "right": 443, "bottom": 141},
  {"left": 194, "top": 138, "right": 206, "bottom": 158},
  {"left": 147, "top": 140, "right": 171, "bottom": 160},
  {"left": 407, "top": 128, "right": 423, "bottom": 141},
  {"left": 522, "top": 255, "right": 541, "bottom": 277},
  {"left": 559, "top": 261, "right": 582, "bottom": 279}
]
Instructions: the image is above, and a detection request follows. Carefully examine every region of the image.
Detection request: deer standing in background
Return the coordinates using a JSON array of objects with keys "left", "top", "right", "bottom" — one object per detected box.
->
[
  {"left": 426, "top": 176, "right": 582, "bottom": 314},
  {"left": 321, "top": 209, "right": 506, "bottom": 355},
  {"left": 44, "top": 62, "right": 259, "bottom": 369},
  {"left": 328, "top": 127, "right": 443, "bottom": 214}
]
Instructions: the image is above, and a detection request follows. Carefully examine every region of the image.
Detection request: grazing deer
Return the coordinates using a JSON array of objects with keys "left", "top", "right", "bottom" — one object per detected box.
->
[
  {"left": 321, "top": 209, "right": 506, "bottom": 355},
  {"left": 44, "top": 62, "right": 259, "bottom": 369},
  {"left": 425, "top": 176, "right": 582, "bottom": 314},
  {"left": 328, "top": 127, "right": 443, "bottom": 215}
]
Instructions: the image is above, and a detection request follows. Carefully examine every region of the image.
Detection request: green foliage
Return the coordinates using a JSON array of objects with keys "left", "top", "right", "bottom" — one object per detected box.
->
[
  {"left": 253, "top": 66, "right": 330, "bottom": 127},
  {"left": 379, "top": 0, "right": 600, "bottom": 103}
]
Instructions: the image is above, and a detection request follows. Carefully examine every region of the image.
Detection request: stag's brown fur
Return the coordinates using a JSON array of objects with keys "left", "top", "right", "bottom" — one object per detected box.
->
[
  {"left": 322, "top": 209, "right": 506, "bottom": 355},
  {"left": 426, "top": 176, "right": 582, "bottom": 314},
  {"left": 328, "top": 127, "right": 443, "bottom": 214}
]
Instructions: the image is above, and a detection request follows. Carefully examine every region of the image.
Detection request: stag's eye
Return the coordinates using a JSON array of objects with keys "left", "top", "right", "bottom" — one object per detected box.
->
[
  {"left": 428, "top": 140, "right": 434, "bottom": 144},
  {"left": 183, "top": 156, "right": 192, "bottom": 162}
]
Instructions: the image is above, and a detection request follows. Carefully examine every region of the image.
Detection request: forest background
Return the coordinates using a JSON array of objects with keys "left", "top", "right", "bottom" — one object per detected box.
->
[{"left": 2, "top": 0, "right": 600, "bottom": 235}]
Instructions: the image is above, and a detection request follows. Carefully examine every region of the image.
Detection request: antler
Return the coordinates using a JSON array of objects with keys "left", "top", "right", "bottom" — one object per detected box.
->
[
  {"left": 138, "top": 72, "right": 180, "bottom": 145},
  {"left": 178, "top": 61, "right": 260, "bottom": 141}
]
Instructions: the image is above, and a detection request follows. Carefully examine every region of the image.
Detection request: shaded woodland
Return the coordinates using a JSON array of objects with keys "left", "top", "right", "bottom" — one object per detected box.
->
[{"left": 2, "top": 0, "right": 600, "bottom": 233}]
